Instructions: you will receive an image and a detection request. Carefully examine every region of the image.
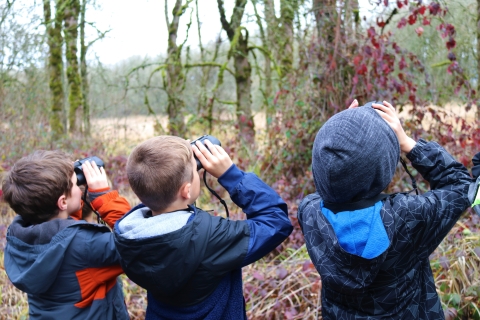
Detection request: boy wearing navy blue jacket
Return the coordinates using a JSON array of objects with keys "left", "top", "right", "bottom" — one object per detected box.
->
[
  {"left": 298, "top": 100, "right": 479, "bottom": 319},
  {"left": 113, "top": 135, "right": 292, "bottom": 319}
]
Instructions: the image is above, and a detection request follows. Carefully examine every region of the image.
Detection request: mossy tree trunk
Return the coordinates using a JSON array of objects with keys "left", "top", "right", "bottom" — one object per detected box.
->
[
  {"left": 80, "top": 0, "right": 89, "bottom": 135},
  {"left": 263, "top": 0, "right": 275, "bottom": 100},
  {"left": 279, "top": 0, "right": 296, "bottom": 80},
  {"left": 313, "top": 0, "right": 336, "bottom": 43},
  {"left": 165, "top": 0, "right": 189, "bottom": 136},
  {"left": 43, "top": 0, "right": 65, "bottom": 138},
  {"left": 64, "top": 0, "right": 83, "bottom": 134},
  {"left": 217, "top": 0, "right": 255, "bottom": 143}
]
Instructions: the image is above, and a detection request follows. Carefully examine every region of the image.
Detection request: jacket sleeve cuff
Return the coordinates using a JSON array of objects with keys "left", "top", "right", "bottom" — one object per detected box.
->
[
  {"left": 406, "top": 138, "right": 428, "bottom": 162},
  {"left": 88, "top": 187, "right": 111, "bottom": 202},
  {"left": 91, "top": 190, "right": 119, "bottom": 211},
  {"left": 218, "top": 164, "right": 245, "bottom": 194}
]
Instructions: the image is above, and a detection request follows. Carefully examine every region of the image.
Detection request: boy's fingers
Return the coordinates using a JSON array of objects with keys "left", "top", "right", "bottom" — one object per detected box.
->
[
  {"left": 215, "top": 145, "right": 228, "bottom": 157},
  {"left": 196, "top": 140, "right": 215, "bottom": 160},
  {"left": 193, "top": 145, "right": 210, "bottom": 167},
  {"left": 372, "top": 103, "right": 394, "bottom": 116},
  {"left": 382, "top": 100, "right": 395, "bottom": 110},
  {"left": 82, "top": 163, "right": 92, "bottom": 177},
  {"left": 348, "top": 99, "right": 359, "bottom": 109},
  {"left": 90, "top": 161, "right": 101, "bottom": 175},
  {"left": 375, "top": 110, "right": 394, "bottom": 124},
  {"left": 204, "top": 140, "right": 219, "bottom": 156}
]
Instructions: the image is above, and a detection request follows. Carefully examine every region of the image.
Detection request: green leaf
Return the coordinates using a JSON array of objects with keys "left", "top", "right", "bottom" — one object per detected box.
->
[
  {"left": 295, "top": 100, "right": 305, "bottom": 107},
  {"left": 450, "top": 293, "right": 461, "bottom": 306}
]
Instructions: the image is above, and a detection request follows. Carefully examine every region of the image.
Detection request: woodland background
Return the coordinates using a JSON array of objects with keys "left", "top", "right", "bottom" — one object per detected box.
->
[{"left": 1, "top": 0, "right": 480, "bottom": 319}]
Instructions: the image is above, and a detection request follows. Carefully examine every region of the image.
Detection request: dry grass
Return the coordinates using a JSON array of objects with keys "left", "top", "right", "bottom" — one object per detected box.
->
[{"left": 90, "top": 112, "right": 268, "bottom": 155}]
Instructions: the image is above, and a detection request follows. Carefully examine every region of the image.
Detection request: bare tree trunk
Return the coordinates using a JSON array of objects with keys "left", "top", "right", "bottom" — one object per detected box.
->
[
  {"left": 64, "top": 0, "right": 83, "bottom": 134},
  {"left": 217, "top": 0, "right": 255, "bottom": 143},
  {"left": 80, "top": 0, "right": 89, "bottom": 135},
  {"left": 43, "top": 0, "right": 65, "bottom": 138},
  {"left": 166, "top": 0, "right": 188, "bottom": 136}
]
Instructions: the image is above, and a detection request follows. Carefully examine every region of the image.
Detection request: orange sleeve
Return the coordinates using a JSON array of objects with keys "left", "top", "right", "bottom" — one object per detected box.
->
[
  {"left": 70, "top": 201, "right": 84, "bottom": 221},
  {"left": 90, "top": 191, "right": 131, "bottom": 228}
]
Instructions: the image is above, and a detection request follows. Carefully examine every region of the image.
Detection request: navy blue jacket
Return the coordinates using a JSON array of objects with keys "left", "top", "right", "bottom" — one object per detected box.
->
[
  {"left": 114, "top": 164, "right": 292, "bottom": 319},
  {"left": 299, "top": 140, "right": 474, "bottom": 319}
]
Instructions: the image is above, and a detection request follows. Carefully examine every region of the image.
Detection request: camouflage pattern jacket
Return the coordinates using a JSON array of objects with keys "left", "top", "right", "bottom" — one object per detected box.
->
[{"left": 298, "top": 140, "right": 474, "bottom": 319}]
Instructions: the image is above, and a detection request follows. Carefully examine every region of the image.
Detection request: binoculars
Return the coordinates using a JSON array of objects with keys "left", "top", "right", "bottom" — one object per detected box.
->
[
  {"left": 190, "top": 135, "right": 221, "bottom": 170},
  {"left": 73, "top": 156, "right": 104, "bottom": 186}
]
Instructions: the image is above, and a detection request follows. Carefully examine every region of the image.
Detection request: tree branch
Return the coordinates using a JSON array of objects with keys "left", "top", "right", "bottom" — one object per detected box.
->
[{"left": 216, "top": 0, "right": 233, "bottom": 39}]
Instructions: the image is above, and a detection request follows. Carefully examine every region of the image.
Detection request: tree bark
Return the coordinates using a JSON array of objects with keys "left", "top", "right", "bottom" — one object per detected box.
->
[
  {"left": 279, "top": 0, "right": 295, "bottom": 79},
  {"left": 313, "top": 0, "right": 336, "bottom": 43},
  {"left": 64, "top": 0, "right": 83, "bottom": 134},
  {"left": 80, "top": 0, "right": 89, "bottom": 135},
  {"left": 43, "top": 0, "right": 65, "bottom": 138},
  {"left": 166, "top": 0, "right": 187, "bottom": 136},
  {"left": 217, "top": 0, "right": 255, "bottom": 143}
]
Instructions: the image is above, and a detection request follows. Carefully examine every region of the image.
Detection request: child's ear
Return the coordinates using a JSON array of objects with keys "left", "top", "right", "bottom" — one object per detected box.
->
[
  {"left": 179, "top": 182, "right": 192, "bottom": 200},
  {"left": 57, "top": 194, "right": 68, "bottom": 211}
]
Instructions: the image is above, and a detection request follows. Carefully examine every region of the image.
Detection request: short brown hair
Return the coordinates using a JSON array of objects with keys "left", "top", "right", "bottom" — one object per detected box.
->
[
  {"left": 127, "top": 136, "right": 193, "bottom": 212},
  {"left": 2, "top": 150, "right": 74, "bottom": 224}
]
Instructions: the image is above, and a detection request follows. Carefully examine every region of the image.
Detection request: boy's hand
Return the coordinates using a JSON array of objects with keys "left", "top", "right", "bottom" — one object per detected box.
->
[
  {"left": 192, "top": 140, "right": 233, "bottom": 178},
  {"left": 348, "top": 99, "right": 359, "bottom": 109},
  {"left": 82, "top": 160, "right": 109, "bottom": 190},
  {"left": 372, "top": 101, "right": 416, "bottom": 153}
]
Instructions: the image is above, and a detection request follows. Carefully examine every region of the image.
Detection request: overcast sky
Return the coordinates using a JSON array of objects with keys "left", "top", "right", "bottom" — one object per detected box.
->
[{"left": 84, "top": 0, "right": 378, "bottom": 65}]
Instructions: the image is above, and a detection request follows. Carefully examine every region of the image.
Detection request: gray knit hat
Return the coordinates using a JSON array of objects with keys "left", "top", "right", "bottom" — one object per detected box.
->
[{"left": 312, "top": 106, "right": 400, "bottom": 203}]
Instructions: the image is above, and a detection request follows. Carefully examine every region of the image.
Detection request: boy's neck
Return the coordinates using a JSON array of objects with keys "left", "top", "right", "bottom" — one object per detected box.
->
[
  {"left": 152, "top": 201, "right": 192, "bottom": 216},
  {"left": 49, "top": 210, "right": 69, "bottom": 221}
]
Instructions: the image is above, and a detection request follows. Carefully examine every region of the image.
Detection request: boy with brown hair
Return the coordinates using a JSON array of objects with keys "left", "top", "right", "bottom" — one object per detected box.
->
[
  {"left": 2, "top": 150, "right": 130, "bottom": 319},
  {"left": 113, "top": 135, "right": 292, "bottom": 319}
]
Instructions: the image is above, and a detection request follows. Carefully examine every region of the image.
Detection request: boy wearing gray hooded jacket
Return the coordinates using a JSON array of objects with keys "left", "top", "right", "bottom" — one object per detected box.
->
[{"left": 298, "top": 100, "right": 479, "bottom": 319}]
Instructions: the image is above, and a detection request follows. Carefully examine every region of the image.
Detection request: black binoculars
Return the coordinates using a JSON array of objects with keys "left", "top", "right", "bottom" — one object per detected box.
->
[
  {"left": 73, "top": 156, "right": 104, "bottom": 186},
  {"left": 190, "top": 135, "right": 221, "bottom": 171}
]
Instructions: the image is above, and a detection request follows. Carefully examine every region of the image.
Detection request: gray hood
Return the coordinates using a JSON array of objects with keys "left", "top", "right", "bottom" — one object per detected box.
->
[{"left": 312, "top": 106, "right": 400, "bottom": 203}]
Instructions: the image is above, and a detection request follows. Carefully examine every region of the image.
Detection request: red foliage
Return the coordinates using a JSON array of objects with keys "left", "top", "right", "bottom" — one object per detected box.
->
[
  {"left": 407, "top": 13, "right": 417, "bottom": 25},
  {"left": 397, "top": 17, "right": 407, "bottom": 28},
  {"left": 429, "top": 2, "right": 441, "bottom": 15},
  {"left": 446, "top": 38, "right": 456, "bottom": 50},
  {"left": 377, "top": 18, "right": 386, "bottom": 28}
]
